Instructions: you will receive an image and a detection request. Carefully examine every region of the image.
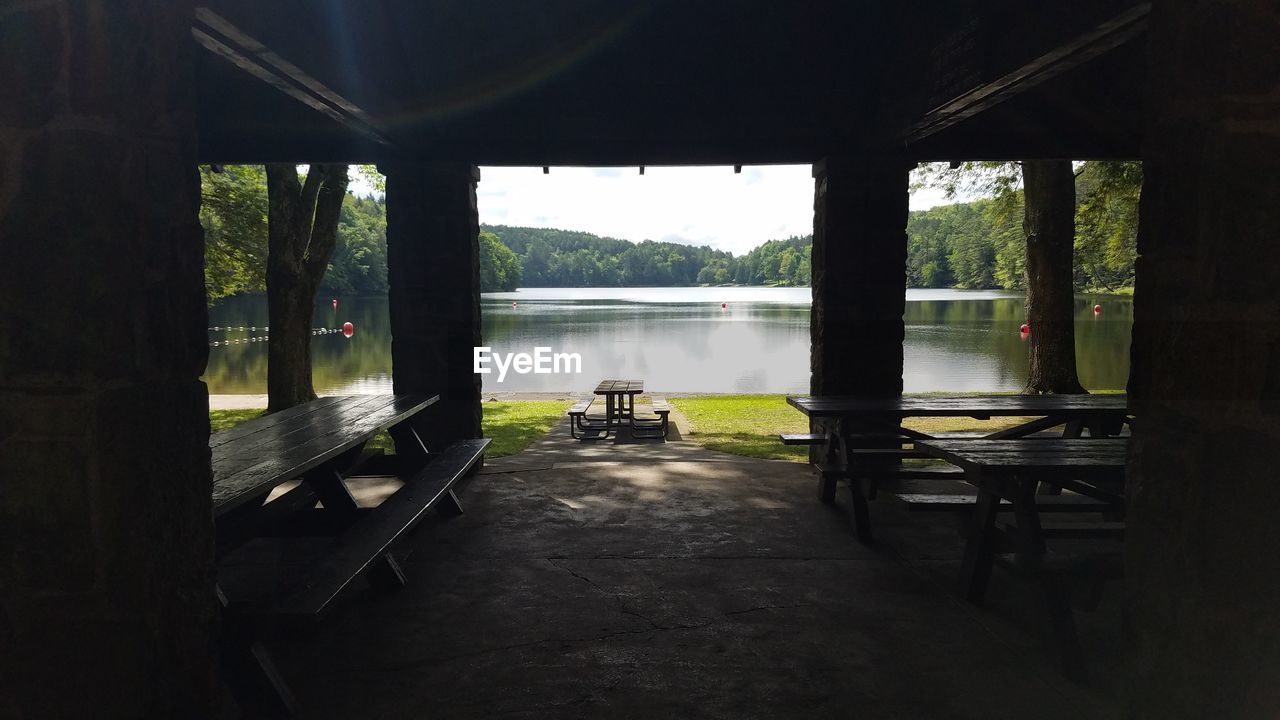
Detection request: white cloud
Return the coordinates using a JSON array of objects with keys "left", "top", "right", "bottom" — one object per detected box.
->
[
  {"left": 477, "top": 165, "right": 814, "bottom": 256},
  {"left": 350, "top": 164, "right": 972, "bottom": 256}
]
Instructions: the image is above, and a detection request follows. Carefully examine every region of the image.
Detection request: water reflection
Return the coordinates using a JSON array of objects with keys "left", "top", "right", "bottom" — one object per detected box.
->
[{"left": 204, "top": 288, "right": 1133, "bottom": 394}]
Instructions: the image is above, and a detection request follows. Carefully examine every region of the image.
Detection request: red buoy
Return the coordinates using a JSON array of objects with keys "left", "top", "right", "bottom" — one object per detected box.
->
[
  {"left": 1020, "top": 323, "right": 1030, "bottom": 335},
  {"left": 1093, "top": 304, "right": 1102, "bottom": 315},
  {"left": 512, "top": 302, "right": 518, "bottom": 308},
  {"left": 721, "top": 302, "right": 727, "bottom": 309},
  {"left": 342, "top": 321, "right": 354, "bottom": 338},
  {"left": 332, "top": 298, "right": 338, "bottom": 309}
]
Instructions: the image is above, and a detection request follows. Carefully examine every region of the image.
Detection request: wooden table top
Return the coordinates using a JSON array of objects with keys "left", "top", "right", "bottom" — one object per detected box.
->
[
  {"left": 786, "top": 394, "right": 1128, "bottom": 419},
  {"left": 914, "top": 438, "right": 1129, "bottom": 474},
  {"left": 211, "top": 394, "right": 438, "bottom": 516},
  {"left": 594, "top": 379, "right": 644, "bottom": 394}
]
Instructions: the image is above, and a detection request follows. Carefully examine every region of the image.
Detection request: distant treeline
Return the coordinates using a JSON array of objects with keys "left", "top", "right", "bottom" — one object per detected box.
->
[
  {"left": 482, "top": 225, "right": 811, "bottom": 289},
  {"left": 201, "top": 163, "right": 1138, "bottom": 299}
]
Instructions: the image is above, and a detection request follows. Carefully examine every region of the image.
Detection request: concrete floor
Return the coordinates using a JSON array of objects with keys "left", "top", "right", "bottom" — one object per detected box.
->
[{"left": 264, "top": 415, "right": 1122, "bottom": 719}]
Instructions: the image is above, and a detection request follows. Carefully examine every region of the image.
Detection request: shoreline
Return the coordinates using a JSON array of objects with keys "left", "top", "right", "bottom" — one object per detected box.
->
[{"left": 208, "top": 390, "right": 794, "bottom": 410}]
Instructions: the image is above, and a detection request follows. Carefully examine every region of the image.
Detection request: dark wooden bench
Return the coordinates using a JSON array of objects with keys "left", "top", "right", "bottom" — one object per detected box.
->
[
  {"left": 220, "top": 438, "right": 490, "bottom": 625},
  {"left": 210, "top": 394, "right": 491, "bottom": 714},
  {"left": 890, "top": 492, "right": 1114, "bottom": 513},
  {"left": 780, "top": 433, "right": 826, "bottom": 445},
  {"left": 991, "top": 549, "right": 1125, "bottom": 683},
  {"left": 631, "top": 397, "right": 670, "bottom": 439},
  {"left": 567, "top": 396, "right": 592, "bottom": 420},
  {"left": 813, "top": 461, "right": 963, "bottom": 543},
  {"left": 568, "top": 396, "right": 609, "bottom": 439},
  {"left": 780, "top": 431, "right": 985, "bottom": 447}
]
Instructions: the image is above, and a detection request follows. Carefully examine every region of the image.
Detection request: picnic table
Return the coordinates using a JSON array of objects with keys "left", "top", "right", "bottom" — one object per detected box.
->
[
  {"left": 570, "top": 379, "right": 655, "bottom": 439},
  {"left": 915, "top": 437, "right": 1128, "bottom": 680},
  {"left": 212, "top": 394, "right": 490, "bottom": 714},
  {"left": 784, "top": 394, "right": 1129, "bottom": 542},
  {"left": 596, "top": 379, "right": 644, "bottom": 425}
]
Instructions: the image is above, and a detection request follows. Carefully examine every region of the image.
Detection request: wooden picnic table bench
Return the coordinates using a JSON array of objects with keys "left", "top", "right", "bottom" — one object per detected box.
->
[
  {"left": 596, "top": 379, "right": 643, "bottom": 426},
  {"left": 569, "top": 380, "right": 669, "bottom": 439},
  {"left": 631, "top": 396, "right": 670, "bottom": 438},
  {"left": 785, "top": 394, "right": 1129, "bottom": 544},
  {"left": 915, "top": 437, "right": 1128, "bottom": 681},
  {"left": 211, "top": 394, "right": 489, "bottom": 715}
]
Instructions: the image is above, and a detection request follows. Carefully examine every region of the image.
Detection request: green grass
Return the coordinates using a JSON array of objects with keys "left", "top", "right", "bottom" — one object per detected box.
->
[
  {"left": 210, "top": 408, "right": 263, "bottom": 432},
  {"left": 481, "top": 400, "right": 572, "bottom": 457},
  {"left": 671, "top": 395, "right": 812, "bottom": 461},
  {"left": 209, "top": 399, "right": 570, "bottom": 459},
  {"left": 671, "top": 394, "right": 1040, "bottom": 462}
]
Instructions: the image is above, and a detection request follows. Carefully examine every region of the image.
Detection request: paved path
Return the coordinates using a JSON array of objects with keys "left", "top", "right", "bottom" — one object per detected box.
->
[{"left": 263, "top": 409, "right": 1120, "bottom": 719}]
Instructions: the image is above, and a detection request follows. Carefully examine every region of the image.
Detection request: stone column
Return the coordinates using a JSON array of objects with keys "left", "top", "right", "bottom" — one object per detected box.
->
[
  {"left": 0, "top": 2, "right": 216, "bottom": 716},
  {"left": 808, "top": 153, "right": 909, "bottom": 492},
  {"left": 381, "top": 162, "right": 483, "bottom": 450},
  {"left": 1127, "top": 1, "right": 1280, "bottom": 717},
  {"left": 810, "top": 154, "right": 909, "bottom": 397}
]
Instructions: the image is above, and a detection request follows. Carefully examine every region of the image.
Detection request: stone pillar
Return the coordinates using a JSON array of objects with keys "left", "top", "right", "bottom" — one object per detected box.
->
[
  {"left": 810, "top": 153, "right": 909, "bottom": 397},
  {"left": 381, "top": 162, "right": 483, "bottom": 450},
  {"left": 0, "top": 2, "right": 216, "bottom": 716},
  {"left": 1127, "top": 1, "right": 1280, "bottom": 717}
]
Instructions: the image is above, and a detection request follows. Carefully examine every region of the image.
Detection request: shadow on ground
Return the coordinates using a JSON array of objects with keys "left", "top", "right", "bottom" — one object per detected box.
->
[{"left": 263, "top": 409, "right": 1123, "bottom": 719}]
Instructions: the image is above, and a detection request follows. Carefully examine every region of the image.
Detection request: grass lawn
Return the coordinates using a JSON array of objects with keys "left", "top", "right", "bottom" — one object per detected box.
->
[
  {"left": 481, "top": 400, "right": 572, "bottom": 457},
  {"left": 209, "top": 408, "right": 262, "bottom": 433},
  {"left": 208, "top": 399, "right": 570, "bottom": 459},
  {"left": 670, "top": 394, "right": 1039, "bottom": 462}
]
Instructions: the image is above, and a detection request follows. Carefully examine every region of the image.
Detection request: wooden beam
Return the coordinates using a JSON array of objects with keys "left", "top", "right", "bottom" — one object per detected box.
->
[
  {"left": 192, "top": 8, "right": 392, "bottom": 147},
  {"left": 903, "top": 3, "right": 1149, "bottom": 144}
]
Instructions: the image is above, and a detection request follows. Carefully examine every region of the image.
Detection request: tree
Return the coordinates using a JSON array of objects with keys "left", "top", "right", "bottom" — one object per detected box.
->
[
  {"left": 913, "top": 160, "right": 1086, "bottom": 393},
  {"left": 264, "top": 163, "right": 350, "bottom": 412},
  {"left": 479, "top": 231, "right": 523, "bottom": 291},
  {"left": 1022, "top": 160, "right": 1086, "bottom": 393}
]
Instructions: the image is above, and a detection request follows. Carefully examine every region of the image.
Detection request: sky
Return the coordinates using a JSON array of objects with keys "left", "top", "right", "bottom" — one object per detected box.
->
[{"left": 353, "top": 164, "right": 961, "bottom": 257}]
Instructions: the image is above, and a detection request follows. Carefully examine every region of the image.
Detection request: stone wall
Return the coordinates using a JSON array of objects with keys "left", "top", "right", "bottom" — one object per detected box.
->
[
  {"left": 0, "top": 1, "right": 217, "bottom": 716},
  {"left": 810, "top": 154, "right": 910, "bottom": 397},
  {"left": 1127, "top": 1, "right": 1280, "bottom": 717},
  {"left": 382, "top": 162, "right": 483, "bottom": 449}
]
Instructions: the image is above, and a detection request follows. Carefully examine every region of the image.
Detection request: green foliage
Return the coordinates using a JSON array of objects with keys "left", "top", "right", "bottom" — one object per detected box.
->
[
  {"left": 484, "top": 225, "right": 737, "bottom": 287},
  {"left": 1074, "top": 161, "right": 1142, "bottom": 290},
  {"left": 324, "top": 195, "right": 390, "bottom": 295},
  {"left": 485, "top": 225, "right": 813, "bottom": 288},
  {"left": 910, "top": 161, "right": 1140, "bottom": 291},
  {"left": 479, "top": 231, "right": 523, "bottom": 291},
  {"left": 201, "top": 165, "right": 390, "bottom": 298},
  {"left": 203, "top": 161, "right": 1139, "bottom": 296},
  {"left": 735, "top": 236, "right": 812, "bottom": 286},
  {"left": 201, "top": 165, "right": 268, "bottom": 300},
  {"left": 911, "top": 161, "right": 1023, "bottom": 201},
  {"left": 356, "top": 165, "right": 386, "bottom": 193}
]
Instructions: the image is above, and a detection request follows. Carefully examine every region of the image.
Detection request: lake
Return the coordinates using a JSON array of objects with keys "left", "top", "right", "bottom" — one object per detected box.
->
[{"left": 204, "top": 287, "right": 1133, "bottom": 395}]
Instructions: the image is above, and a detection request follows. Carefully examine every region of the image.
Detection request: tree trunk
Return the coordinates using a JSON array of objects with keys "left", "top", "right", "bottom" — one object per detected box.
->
[
  {"left": 1022, "top": 159, "right": 1086, "bottom": 394},
  {"left": 265, "top": 163, "right": 349, "bottom": 412}
]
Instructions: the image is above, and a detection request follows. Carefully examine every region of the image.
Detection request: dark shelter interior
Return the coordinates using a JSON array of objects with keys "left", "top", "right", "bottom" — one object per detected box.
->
[{"left": 1, "top": 0, "right": 1278, "bottom": 717}]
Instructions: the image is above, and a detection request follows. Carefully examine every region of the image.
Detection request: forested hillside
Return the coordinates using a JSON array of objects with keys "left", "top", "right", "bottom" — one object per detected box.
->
[{"left": 201, "top": 162, "right": 1139, "bottom": 297}]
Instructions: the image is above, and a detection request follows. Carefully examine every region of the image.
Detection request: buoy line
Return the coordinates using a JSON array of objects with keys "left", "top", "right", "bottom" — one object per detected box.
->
[{"left": 209, "top": 326, "right": 347, "bottom": 348}]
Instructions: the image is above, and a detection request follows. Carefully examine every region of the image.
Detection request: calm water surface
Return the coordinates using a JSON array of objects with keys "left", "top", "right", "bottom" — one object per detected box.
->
[{"left": 204, "top": 287, "right": 1133, "bottom": 395}]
